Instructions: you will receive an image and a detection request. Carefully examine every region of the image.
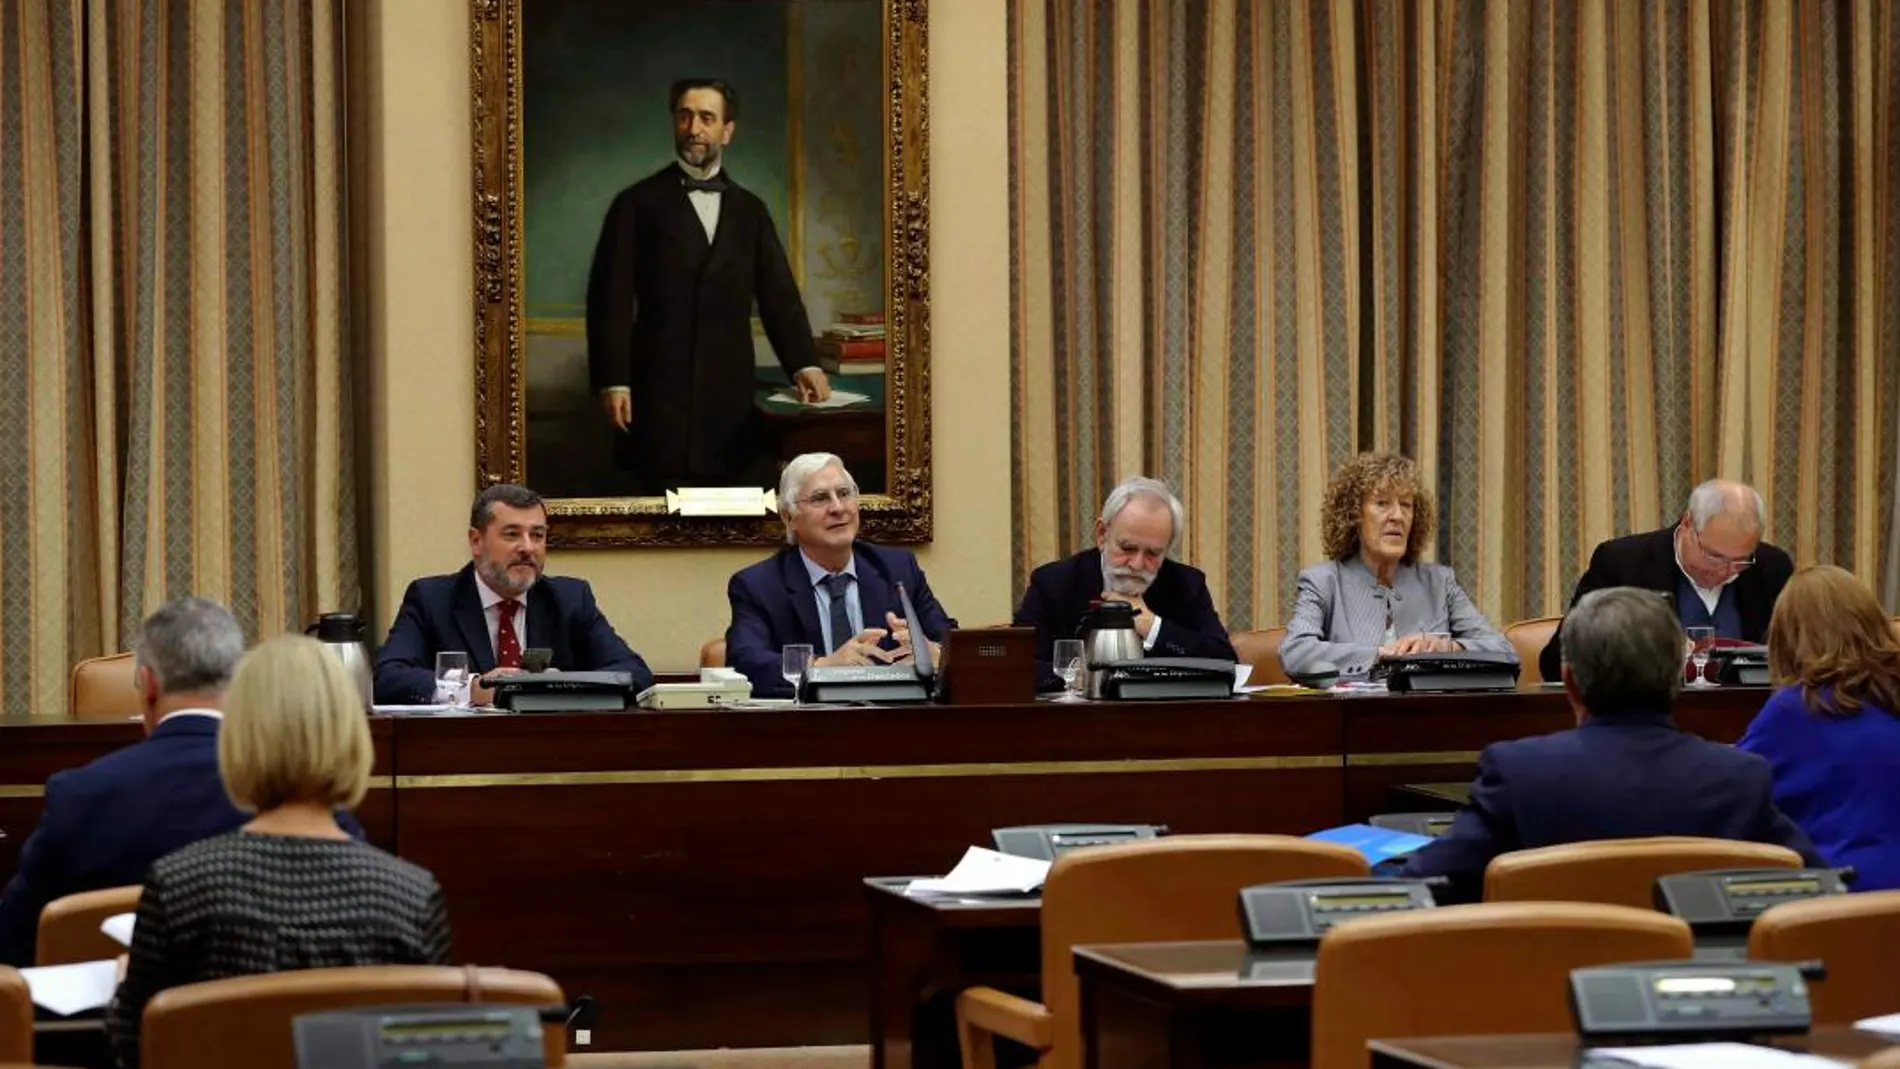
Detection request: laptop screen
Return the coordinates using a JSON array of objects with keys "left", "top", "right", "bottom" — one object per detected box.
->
[{"left": 898, "top": 582, "right": 934, "bottom": 678}]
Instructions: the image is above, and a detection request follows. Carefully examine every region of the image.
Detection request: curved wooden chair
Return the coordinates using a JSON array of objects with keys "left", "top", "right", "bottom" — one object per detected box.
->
[
  {"left": 955, "top": 834, "right": 1366, "bottom": 1069},
  {"left": 1229, "top": 627, "right": 1290, "bottom": 686},
  {"left": 1484, "top": 837, "right": 1804, "bottom": 909},
  {"left": 70, "top": 652, "right": 139, "bottom": 720},
  {"left": 1312, "top": 902, "right": 1694, "bottom": 1069},
  {"left": 1503, "top": 617, "right": 1562, "bottom": 684},
  {"left": 0, "top": 967, "right": 31, "bottom": 1064},
  {"left": 1861, "top": 1049, "right": 1900, "bottom": 1069},
  {"left": 142, "top": 965, "right": 566, "bottom": 1069},
  {"left": 37, "top": 885, "right": 140, "bottom": 966},
  {"left": 1749, "top": 890, "right": 1900, "bottom": 1025},
  {"left": 699, "top": 639, "right": 727, "bottom": 668}
]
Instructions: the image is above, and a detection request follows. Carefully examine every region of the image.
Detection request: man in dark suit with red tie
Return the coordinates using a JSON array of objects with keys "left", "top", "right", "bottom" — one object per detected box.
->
[
  {"left": 586, "top": 78, "right": 831, "bottom": 494},
  {"left": 373, "top": 484, "right": 652, "bottom": 705}
]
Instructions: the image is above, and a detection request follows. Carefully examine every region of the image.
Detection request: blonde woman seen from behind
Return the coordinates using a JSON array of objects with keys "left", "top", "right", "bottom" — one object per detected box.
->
[{"left": 106, "top": 636, "right": 451, "bottom": 1069}]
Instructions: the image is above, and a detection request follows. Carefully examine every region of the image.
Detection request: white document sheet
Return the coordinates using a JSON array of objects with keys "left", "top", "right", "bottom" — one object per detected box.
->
[
  {"left": 100, "top": 912, "right": 135, "bottom": 947},
  {"left": 1585, "top": 1043, "right": 1849, "bottom": 1069},
  {"left": 1856, "top": 1011, "right": 1900, "bottom": 1038},
  {"left": 21, "top": 959, "right": 119, "bottom": 1016},
  {"left": 764, "top": 389, "right": 871, "bottom": 409},
  {"left": 906, "top": 847, "right": 1050, "bottom": 896}
]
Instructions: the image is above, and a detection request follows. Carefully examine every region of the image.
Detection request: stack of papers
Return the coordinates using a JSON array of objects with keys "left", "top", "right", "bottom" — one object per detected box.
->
[
  {"left": 102, "top": 912, "right": 135, "bottom": 947},
  {"left": 1307, "top": 824, "right": 1436, "bottom": 865},
  {"left": 1584, "top": 1043, "right": 1849, "bottom": 1069},
  {"left": 906, "top": 847, "right": 1050, "bottom": 896},
  {"left": 21, "top": 959, "right": 118, "bottom": 1016},
  {"left": 1856, "top": 1012, "right": 1900, "bottom": 1038}
]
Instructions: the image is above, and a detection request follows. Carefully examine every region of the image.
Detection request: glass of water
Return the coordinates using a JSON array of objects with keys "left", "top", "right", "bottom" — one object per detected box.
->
[
  {"left": 434, "top": 651, "right": 471, "bottom": 707},
  {"left": 782, "top": 644, "right": 814, "bottom": 707},
  {"left": 1684, "top": 627, "right": 1715, "bottom": 686},
  {"left": 1053, "top": 639, "right": 1084, "bottom": 702}
]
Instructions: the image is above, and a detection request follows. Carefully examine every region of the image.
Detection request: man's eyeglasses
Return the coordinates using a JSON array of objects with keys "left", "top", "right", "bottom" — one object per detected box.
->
[
  {"left": 1690, "top": 526, "right": 1756, "bottom": 571},
  {"left": 801, "top": 486, "right": 857, "bottom": 509}
]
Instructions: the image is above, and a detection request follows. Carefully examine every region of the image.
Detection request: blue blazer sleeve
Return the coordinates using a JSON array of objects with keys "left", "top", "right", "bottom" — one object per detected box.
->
[
  {"left": 903, "top": 556, "right": 955, "bottom": 641},
  {"left": 566, "top": 580, "right": 653, "bottom": 692},
  {"left": 1731, "top": 743, "right": 1825, "bottom": 866},
  {"left": 373, "top": 580, "right": 440, "bottom": 705},
  {"left": 0, "top": 771, "right": 76, "bottom": 966},
  {"left": 1399, "top": 745, "right": 1518, "bottom": 903},
  {"left": 726, "top": 569, "right": 792, "bottom": 697}
]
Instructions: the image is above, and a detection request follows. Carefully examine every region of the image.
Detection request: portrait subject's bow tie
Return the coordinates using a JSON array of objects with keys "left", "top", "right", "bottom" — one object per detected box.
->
[{"left": 681, "top": 173, "right": 728, "bottom": 193}]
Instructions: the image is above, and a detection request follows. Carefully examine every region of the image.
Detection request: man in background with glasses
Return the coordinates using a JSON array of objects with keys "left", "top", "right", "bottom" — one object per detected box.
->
[
  {"left": 724, "top": 453, "right": 955, "bottom": 697},
  {"left": 1538, "top": 479, "right": 1793, "bottom": 682}
]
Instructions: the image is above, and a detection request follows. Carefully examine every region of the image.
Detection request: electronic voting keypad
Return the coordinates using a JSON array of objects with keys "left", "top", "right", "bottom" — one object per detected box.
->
[
  {"left": 1569, "top": 961, "right": 1823, "bottom": 1045},
  {"left": 1653, "top": 868, "right": 1852, "bottom": 936},
  {"left": 1237, "top": 877, "right": 1438, "bottom": 947}
]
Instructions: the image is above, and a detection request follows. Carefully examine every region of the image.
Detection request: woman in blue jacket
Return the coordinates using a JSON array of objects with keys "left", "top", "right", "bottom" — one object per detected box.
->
[{"left": 1737, "top": 565, "right": 1900, "bottom": 891}]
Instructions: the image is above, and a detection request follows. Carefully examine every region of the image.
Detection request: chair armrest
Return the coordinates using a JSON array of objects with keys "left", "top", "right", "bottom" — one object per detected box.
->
[{"left": 956, "top": 986, "right": 1054, "bottom": 1051}]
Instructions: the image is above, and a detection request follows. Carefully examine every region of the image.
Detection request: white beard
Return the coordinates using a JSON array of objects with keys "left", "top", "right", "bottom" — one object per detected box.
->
[{"left": 1100, "top": 554, "right": 1155, "bottom": 596}]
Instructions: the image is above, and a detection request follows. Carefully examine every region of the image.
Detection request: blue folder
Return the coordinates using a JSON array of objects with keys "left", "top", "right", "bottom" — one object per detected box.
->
[{"left": 1307, "top": 824, "right": 1436, "bottom": 865}]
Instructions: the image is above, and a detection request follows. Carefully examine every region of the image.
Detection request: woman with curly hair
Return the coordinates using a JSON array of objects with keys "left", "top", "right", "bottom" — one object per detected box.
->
[
  {"left": 1736, "top": 565, "right": 1900, "bottom": 890},
  {"left": 1278, "top": 452, "right": 1512, "bottom": 678}
]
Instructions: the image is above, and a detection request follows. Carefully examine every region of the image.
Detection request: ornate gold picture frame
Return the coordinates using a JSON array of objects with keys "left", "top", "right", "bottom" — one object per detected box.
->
[{"left": 469, "top": 0, "right": 931, "bottom": 547}]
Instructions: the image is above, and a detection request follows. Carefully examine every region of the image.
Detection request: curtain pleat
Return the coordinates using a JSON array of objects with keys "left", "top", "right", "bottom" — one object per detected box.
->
[
  {"left": 0, "top": 0, "right": 355, "bottom": 716},
  {"left": 1011, "top": 0, "right": 1900, "bottom": 629}
]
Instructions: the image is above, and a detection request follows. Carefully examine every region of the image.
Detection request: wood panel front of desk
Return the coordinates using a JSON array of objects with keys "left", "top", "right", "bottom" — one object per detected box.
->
[
  {"left": 390, "top": 701, "right": 1343, "bottom": 1050},
  {"left": 0, "top": 688, "right": 1770, "bottom": 1052}
]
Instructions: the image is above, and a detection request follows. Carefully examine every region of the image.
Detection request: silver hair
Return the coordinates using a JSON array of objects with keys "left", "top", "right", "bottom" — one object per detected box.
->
[
  {"left": 1685, "top": 479, "right": 1764, "bottom": 533},
  {"left": 1561, "top": 587, "right": 1685, "bottom": 715},
  {"left": 1099, "top": 476, "right": 1184, "bottom": 554},
  {"left": 777, "top": 452, "right": 857, "bottom": 544},
  {"left": 131, "top": 596, "right": 247, "bottom": 695}
]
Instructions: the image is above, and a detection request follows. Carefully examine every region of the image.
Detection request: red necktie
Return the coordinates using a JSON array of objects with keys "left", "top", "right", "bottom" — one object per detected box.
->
[{"left": 496, "top": 599, "right": 522, "bottom": 669}]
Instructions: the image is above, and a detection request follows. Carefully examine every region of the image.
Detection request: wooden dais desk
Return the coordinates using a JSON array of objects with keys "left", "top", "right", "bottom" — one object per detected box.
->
[
  {"left": 0, "top": 686, "right": 1768, "bottom": 1052},
  {"left": 1075, "top": 941, "right": 1314, "bottom": 1069}
]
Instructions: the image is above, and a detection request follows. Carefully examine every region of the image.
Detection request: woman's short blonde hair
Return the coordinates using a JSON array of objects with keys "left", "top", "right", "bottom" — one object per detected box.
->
[
  {"left": 220, "top": 635, "right": 373, "bottom": 813},
  {"left": 1767, "top": 564, "right": 1900, "bottom": 718},
  {"left": 1319, "top": 452, "right": 1436, "bottom": 562}
]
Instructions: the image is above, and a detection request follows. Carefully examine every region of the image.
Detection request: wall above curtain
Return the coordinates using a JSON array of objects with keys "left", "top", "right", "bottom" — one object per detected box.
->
[{"left": 1009, "top": 0, "right": 1900, "bottom": 629}]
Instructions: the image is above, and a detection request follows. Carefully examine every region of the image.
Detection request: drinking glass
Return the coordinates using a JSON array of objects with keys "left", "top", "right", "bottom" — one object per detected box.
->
[
  {"left": 1684, "top": 627, "right": 1715, "bottom": 686},
  {"left": 434, "top": 651, "right": 471, "bottom": 707},
  {"left": 782, "top": 644, "right": 814, "bottom": 707},
  {"left": 1053, "top": 639, "right": 1085, "bottom": 702}
]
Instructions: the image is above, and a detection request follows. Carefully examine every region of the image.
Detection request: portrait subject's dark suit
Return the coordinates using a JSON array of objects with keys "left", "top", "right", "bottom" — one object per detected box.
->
[
  {"left": 725, "top": 544, "right": 956, "bottom": 697},
  {"left": 373, "top": 563, "right": 652, "bottom": 704},
  {"left": 1536, "top": 527, "right": 1794, "bottom": 682},
  {"left": 586, "top": 163, "right": 820, "bottom": 493}
]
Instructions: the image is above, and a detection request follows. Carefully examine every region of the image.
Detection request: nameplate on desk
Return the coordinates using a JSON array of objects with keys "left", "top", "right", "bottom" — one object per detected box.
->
[{"left": 664, "top": 487, "right": 778, "bottom": 516}]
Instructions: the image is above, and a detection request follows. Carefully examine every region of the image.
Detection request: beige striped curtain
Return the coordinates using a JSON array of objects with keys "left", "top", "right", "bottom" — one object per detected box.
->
[
  {"left": 1010, "top": 0, "right": 1900, "bottom": 630},
  {"left": 0, "top": 0, "right": 354, "bottom": 716}
]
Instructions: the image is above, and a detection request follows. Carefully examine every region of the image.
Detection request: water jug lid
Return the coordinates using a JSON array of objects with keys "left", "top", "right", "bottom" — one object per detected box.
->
[
  {"left": 310, "top": 613, "right": 362, "bottom": 642},
  {"left": 1078, "top": 600, "right": 1139, "bottom": 630}
]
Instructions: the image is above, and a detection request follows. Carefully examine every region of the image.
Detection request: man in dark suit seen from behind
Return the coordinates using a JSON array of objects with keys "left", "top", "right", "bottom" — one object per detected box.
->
[
  {"left": 0, "top": 596, "right": 359, "bottom": 966},
  {"left": 726, "top": 452, "right": 954, "bottom": 697},
  {"left": 1401, "top": 586, "right": 1821, "bottom": 903},
  {"left": 1537, "top": 479, "right": 1793, "bottom": 682},
  {"left": 587, "top": 77, "right": 832, "bottom": 494},
  {"left": 373, "top": 484, "right": 653, "bottom": 705},
  {"left": 1014, "top": 475, "right": 1236, "bottom": 687}
]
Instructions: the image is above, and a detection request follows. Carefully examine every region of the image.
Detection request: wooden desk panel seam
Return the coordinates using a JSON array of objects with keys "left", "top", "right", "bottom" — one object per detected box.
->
[{"left": 393, "top": 753, "right": 1345, "bottom": 788}]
